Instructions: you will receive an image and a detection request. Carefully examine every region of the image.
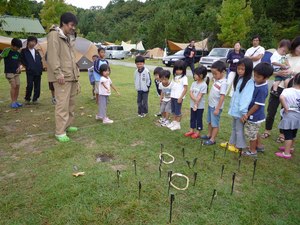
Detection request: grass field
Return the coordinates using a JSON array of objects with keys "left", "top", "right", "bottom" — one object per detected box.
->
[{"left": 0, "top": 62, "right": 299, "bottom": 225}]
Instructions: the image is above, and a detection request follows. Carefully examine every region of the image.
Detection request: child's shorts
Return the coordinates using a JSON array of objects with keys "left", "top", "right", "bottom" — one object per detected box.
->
[
  {"left": 94, "top": 81, "right": 100, "bottom": 94},
  {"left": 160, "top": 100, "right": 171, "bottom": 114},
  {"left": 207, "top": 106, "right": 222, "bottom": 128},
  {"left": 274, "top": 75, "right": 291, "bottom": 82},
  {"left": 282, "top": 129, "right": 298, "bottom": 140},
  {"left": 245, "top": 121, "right": 261, "bottom": 141},
  {"left": 171, "top": 98, "right": 182, "bottom": 116},
  {"left": 6, "top": 73, "right": 20, "bottom": 86}
]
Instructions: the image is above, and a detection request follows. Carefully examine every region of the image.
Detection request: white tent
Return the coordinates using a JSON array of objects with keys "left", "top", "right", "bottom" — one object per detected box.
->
[{"left": 121, "top": 40, "right": 145, "bottom": 51}]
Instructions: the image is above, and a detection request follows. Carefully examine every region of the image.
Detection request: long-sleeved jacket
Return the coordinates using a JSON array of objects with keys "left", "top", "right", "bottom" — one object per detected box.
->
[
  {"left": 21, "top": 48, "right": 43, "bottom": 76},
  {"left": 134, "top": 67, "right": 151, "bottom": 92},
  {"left": 228, "top": 77, "right": 254, "bottom": 118},
  {"left": 47, "top": 25, "right": 79, "bottom": 82},
  {"left": 184, "top": 45, "right": 196, "bottom": 63}
]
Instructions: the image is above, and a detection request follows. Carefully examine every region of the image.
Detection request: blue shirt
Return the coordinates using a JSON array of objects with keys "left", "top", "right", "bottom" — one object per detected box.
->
[
  {"left": 226, "top": 50, "right": 244, "bottom": 72},
  {"left": 93, "top": 59, "right": 109, "bottom": 82},
  {"left": 228, "top": 77, "right": 254, "bottom": 118},
  {"left": 248, "top": 82, "right": 269, "bottom": 123}
]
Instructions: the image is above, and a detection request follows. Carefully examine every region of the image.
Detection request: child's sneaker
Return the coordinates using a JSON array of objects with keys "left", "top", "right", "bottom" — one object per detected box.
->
[
  {"left": 10, "top": 102, "right": 19, "bottom": 108},
  {"left": 158, "top": 118, "right": 165, "bottom": 123},
  {"left": 203, "top": 140, "right": 216, "bottom": 145},
  {"left": 167, "top": 121, "right": 175, "bottom": 128},
  {"left": 170, "top": 122, "right": 181, "bottom": 131},
  {"left": 275, "top": 152, "right": 292, "bottom": 159},
  {"left": 142, "top": 113, "right": 147, "bottom": 118},
  {"left": 16, "top": 102, "right": 23, "bottom": 107},
  {"left": 191, "top": 133, "right": 200, "bottom": 139},
  {"left": 51, "top": 97, "right": 57, "bottom": 105},
  {"left": 95, "top": 115, "right": 103, "bottom": 120},
  {"left": 55, "top": 134, "right": 70, "bottom": 143},
  {"left": 161, "top": 120, "right": 170, "bottom": 127},
  {"left": 103, "top": 117, "right": 114, "bottom": 124},
  {"left": 155, "top": 112, "right": 162, "bottom": 117},
  {"left": 242, "top": 150, "right": 257, "bottom": 157},
  {"left": 184, "top": 131, "right": 194, "bottom": 137},
  {"left": 256, "top": 146, "right": 265, "bottom": 153},
  {"left": 278, "top": 146, "right": 294, "bottom": 154},
  {"left": 66, "top": 126, "right": 78, "bottom": 132},
  {"left": 138, "top": 114, "right": 143, "bottom": 117}
]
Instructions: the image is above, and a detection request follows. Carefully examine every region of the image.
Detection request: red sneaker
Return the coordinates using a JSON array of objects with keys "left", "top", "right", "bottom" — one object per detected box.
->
[
  {"left": 184, "top": 131, "right": 194, "bottom": 137},
  {"left": 191, "top": 133, "right": 200, "bottom": 139}
]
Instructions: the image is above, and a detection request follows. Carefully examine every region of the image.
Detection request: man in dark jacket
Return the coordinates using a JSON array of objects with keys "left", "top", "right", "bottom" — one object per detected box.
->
[
  {"left": 21, "top": 36, "right": 43, "bottom": 104},
  {"left": 184, "top": 40, "right": 196, "bottom": 75}
]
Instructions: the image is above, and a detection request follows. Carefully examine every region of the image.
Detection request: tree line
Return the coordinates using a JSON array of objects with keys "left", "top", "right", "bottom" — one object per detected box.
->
[{"left": 0, "top": 0, "right": 299, "bottom": 50}]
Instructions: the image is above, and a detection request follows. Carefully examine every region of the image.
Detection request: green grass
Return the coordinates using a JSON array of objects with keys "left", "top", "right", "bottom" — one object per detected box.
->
[{"left": 0, "top": 62, "right": 299, "bottom": 225}]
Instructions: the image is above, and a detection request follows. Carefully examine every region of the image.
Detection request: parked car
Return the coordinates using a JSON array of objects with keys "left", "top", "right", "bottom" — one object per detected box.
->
[
  {"left": 162, "top": 50, "right": 209, "bottom": 67},
  {"left": 199, "top": 48, "right": 232, "bottom": 70},
  {"left": 105, "top": 45, "right": 127, "bottom": 59}
]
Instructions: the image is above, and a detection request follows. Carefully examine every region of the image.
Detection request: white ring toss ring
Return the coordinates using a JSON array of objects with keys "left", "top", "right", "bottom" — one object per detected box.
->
[
  {"left": 159, "top": 152, "right": 175, "bottom": 164},
  {"left": 170, "top": 173, "right": 189, "bottom": 190}
]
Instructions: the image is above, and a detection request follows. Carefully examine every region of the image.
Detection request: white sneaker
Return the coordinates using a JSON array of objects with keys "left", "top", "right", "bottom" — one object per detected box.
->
[
  {"left": 159, "top": 118, "right": 165, "bottom": 124},
  {"left": 103, "top": 117, "right": 113, "bottom": 124},
  {"left": 138, "top": 114, "right": 143, "bottom": 117},
  {"left": 95, "top": 115, "right": 103, "bottom": 120},
  {"left": 170, "top": 122, "right": 181, "bottom": 131},
  {"left": 167, "top": 121, "right": 175, "bottom": 128},
  {"left": 142, "top": 113, "right": 147, "bottom": 117},
  {"left": 161, "top": 120, "right": 170, "bottom": 127}
]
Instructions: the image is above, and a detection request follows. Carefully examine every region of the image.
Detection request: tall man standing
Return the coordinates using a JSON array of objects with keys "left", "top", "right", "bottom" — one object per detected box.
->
[
  {"left": 184, "top": 39, "right": 196, "bottom": 75},
  {"left": 47, "top": 12, "right": 79, "bottom": 142},
  {"left": 21, "top": 36, "right": 43, "bottom": 104}
]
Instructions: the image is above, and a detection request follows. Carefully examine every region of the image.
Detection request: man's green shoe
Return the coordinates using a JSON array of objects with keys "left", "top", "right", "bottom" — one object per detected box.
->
[
  {"left": 66, "top": 127, "right": 78, "bottom": 132},
  {"left": 55, "top": 134, "right": 70, "bottom": 143}
]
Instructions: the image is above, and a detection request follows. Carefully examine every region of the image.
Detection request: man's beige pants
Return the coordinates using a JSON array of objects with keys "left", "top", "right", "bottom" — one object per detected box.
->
[{"left": 53, "top": 82, "right": 77, "bottom": 136}]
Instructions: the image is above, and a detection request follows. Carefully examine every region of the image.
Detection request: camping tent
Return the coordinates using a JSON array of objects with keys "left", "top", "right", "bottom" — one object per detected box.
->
[
  {"left": 167, "top": 38, "right": 209, "bottom": 52},
  {"left": 121, "top": 40, "right": 145, "bottom": 51},
  {"left": 0, "top": 36, "right": 98, "bottom": 70},
  {"left": 143, "top": 48, "right": 164, "bottom": 59}
]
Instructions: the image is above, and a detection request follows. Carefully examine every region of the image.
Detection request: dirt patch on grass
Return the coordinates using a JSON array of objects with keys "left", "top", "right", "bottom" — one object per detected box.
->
[
  {"left": 130, "top": 140, "right": 144, "bottom": 147},
  {"left": 96, "top": 153, "right": 114, "bottom": 163},
  {"left": 11, "top": 137, "right": 37, "bottom": 151}
]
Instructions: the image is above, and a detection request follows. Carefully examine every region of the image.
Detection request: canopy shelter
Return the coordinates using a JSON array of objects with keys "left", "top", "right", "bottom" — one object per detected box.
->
[
  {"left": 0, "top": 15, "right": 45, "bottom": 34},
  {"left": 167, "top": 38, "right": 209, "bottom": 52},
  {"left": 1, "top": 36, "right": 98, "bottom": 70},
  {"left": 143, "top": 47, "right": 164, "bottom": 59}
]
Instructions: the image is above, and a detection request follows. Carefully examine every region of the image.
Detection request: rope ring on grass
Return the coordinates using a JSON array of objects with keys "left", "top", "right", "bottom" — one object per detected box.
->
[
  {"left": 159, "top": 152, "right": 175, "bottom": 164},
  {"left": 170, "top": 173, "right": 189, "bottom": 190}
]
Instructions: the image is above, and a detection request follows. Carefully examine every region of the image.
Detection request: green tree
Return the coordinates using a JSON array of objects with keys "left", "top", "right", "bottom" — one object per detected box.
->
[
  {"left": 40, "top": 0, "right": 76, "bottom": 30},
  {"left": 217, "top": 0, "right": 253, "bottom": 47}
]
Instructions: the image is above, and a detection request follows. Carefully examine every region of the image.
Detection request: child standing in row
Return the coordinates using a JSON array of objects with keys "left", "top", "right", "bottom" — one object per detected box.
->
[
  {"left": 134, "top": 56, "right": 151, "bottom": 117},
  {"left": 184, "top": 66, "right": 208, "bottom": 139},
  {"left": 202, "top": 61, "right": 227, "bottom": 145},
  {"left": 220, "top": 58, "right": 254, "bottom": 152},
  {"left": 242, "top": 62, "right": 274, "bottom": 156},
  {"left": 88, "top": 54, "right": 99, "bottom": 100},
  {"left": 167, "top": 60, "right": 188, "bottom": 131},
  {"left": 96, "top": 64, "right": 120, "bottom": 124},
  {"left": 275, "top": 73, "right": 300, "bottom": 159},
  {"left": 158, "top": 70, "right": 172, "bottom": 127},
  {"left": 154, "top": 67, "right": 163, "bottom": 117},
  {"left": 94, "top": 48, "right": 109, "bottom": 104},
  {"left": 0, "top": 38, "right": 23, "bottom": 108}
]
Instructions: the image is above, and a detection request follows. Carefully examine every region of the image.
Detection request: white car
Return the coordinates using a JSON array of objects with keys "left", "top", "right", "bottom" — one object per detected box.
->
[{"left": 105, "top": 45, "right": 127, "bottom": 59}]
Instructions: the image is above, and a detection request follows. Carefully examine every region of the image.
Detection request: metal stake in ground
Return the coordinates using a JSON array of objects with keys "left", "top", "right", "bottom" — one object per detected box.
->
[
  {"left": 169, "top": 193, "right": 175, "bottom": 223},
  {"left": 252, "top": 159, "right": 257, "bottom": 185},
  {"left": 200, "top": 140, "right": 203, "bottom": 151},
  {"left": 186, "top": 160, "right": 191, "bottom": 169},
  {"left": 209, "top": 189, "right": 217, "bottom": 209},
  {"left": 138, "top": 181, "right": 142, "bottom": 199},
  {"left": 117, "top": 170, "right": 121, "bottom": 188},
  {"left": 192, "top": 158, "right": 198, "bottom": 168},
  {"left": 159, "top": 164, "right": 162, "bottom": 178},
  {"left": 133, "top": 160, "right": 137, "bottom": 175},
  {"left": 221, "top": 165, "right": 225, "bottom": 179},
  {"left": 160, "top": 143, "right": 164, "bottom": 154},
  {"left": 224, "top": 143, "right": 228, "bottom": 157},
  {"left": 238, "top": 158, "right": 241, "bottom": 172},
  {"left": 238, "top": 148, "right": 242, "bottom": 159},
  {"left": 193, "top": 172, "right": 198, "bottom": 186},
  {"left": 213, "top": 149, "right": 216, "bottom": 161},
  {"left": 182, "top": 148, "right": 185, "bottom": 158},
  {"left": 167, "top": 171, "right": 173, "bottom": 195},
  {"left": 231, "top": 173, "right": 236, "bottom": 195}
]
